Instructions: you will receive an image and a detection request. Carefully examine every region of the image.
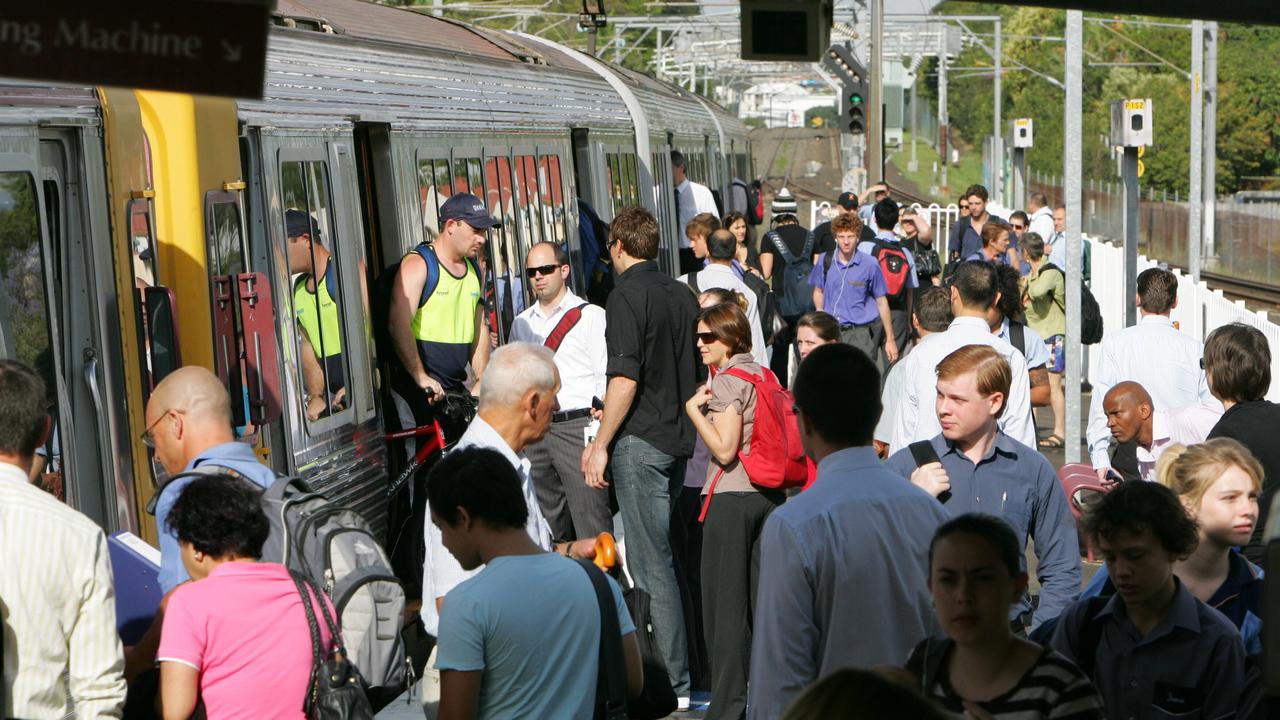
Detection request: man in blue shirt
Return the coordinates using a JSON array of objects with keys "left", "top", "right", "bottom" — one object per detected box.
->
[
  {"left": 809, "top": 213, "right": 895, "bottom": 364},
  {"left": 885, "top": 344, "right": 1080, "bottom": 632},
  {"left": 859, "top": 198, "right": 917, "bottom": 366},
  {"left": 145, "top": 366, "right": 278, "bottom": 592}
]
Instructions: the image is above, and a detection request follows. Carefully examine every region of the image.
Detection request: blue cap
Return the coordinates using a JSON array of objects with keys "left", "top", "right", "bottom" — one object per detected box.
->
[
  {"left": 439, "top": 192, "right": 500, "bottom": 230},
  {"left": 285, "top": 209, "right": 320, "bottom": 239}
]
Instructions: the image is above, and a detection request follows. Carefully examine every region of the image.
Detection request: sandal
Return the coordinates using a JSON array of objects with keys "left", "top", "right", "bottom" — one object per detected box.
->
[{"left": 1038, "top": 434, "right": 1065, "bottom": 448}]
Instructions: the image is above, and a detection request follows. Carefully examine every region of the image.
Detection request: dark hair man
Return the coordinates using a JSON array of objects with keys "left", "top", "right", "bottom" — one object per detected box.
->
[
  {"left": 672, "top": 150, "right": 719, "bottom": 275},
  {"left": 1204, "top": 323, "right": 1280, "bottom": 565},
  {"left": 510, "top": 243, "right": 611, "bottom": 543},
  {"left": 584, "top": 205, "right": 699, "bottom": 703},
  {"left": 857, "top": 198, "right": 918, "bottom": 367},
  {"left": 430, "top": 447, "right": 643, "bottom": 719},
  {"left": 947, "top": 184, "right": 1006, "bottom": 262},
  {"left": 890, "top": 261, "right": 1036, "bottom": 452},
  {"left": 1007, "top": 210, "right": 1029, "bottom": 274},
  {"left": 1026, "top": 192, "right": 1055, "bottom": 246},
  {"left": 1050, "top": 481, "right": 1253, "bottom": 720},
  {"left": 886, "top": 345, "right": 1081, "bottom": 633},
  {"left": 0, "top": 360, "right": 126, "bottom": 717},
  {"left": 1087, "top": 267, "right": 1218, "bottom": 485},
  {"left": 749, "top": 344, "right": 948, "bottom": 719},
  {"left": 682, "top": 229, "right": 768, "bottom": 365}
]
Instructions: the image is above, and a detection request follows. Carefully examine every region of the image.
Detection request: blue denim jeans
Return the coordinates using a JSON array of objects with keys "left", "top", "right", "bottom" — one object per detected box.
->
[{"left": 612, "top": 434, "right": 691, "bottom": 697}]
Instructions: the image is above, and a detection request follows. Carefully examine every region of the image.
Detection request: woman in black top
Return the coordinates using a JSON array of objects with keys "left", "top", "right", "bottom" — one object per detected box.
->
[
  {"left": 1203, "top": 322, "right": 1280, "bottom": 566},
  {"left": 723, "top": 211, "right": 762, "bottom": 275},
  {"left": 900, "top": 208, "right": 941, "bottom": 288}
]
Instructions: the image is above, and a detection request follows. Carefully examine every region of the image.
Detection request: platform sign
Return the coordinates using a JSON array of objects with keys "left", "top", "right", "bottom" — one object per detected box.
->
[{"left": 0, "top": 1, "right": 272, "bottom": 98}]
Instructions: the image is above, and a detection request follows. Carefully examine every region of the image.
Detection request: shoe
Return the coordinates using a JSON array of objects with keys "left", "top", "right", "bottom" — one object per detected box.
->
[
  {"left": 1038, "top": 434, "right": 1065, "bottom": 449},
  {"left": 677, "top": 696, "right": 691, "bottom": 711}
]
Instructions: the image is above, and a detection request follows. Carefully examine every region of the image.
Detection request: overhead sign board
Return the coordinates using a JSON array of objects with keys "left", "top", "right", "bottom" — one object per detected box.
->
[{"left": 0, "top": 1, "right": 272, "bottom": 98}]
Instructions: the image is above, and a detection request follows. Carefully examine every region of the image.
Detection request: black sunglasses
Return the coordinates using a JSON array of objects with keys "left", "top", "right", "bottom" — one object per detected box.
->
[
  {"left": 695, "top": 331, "right": 720, "bottom": 345},
  {"left": 525, "top": 264, "right": 562, "bottom": 279},
  {"left": 1011, "top": 224, "right": 1025, "bottom": 231}
]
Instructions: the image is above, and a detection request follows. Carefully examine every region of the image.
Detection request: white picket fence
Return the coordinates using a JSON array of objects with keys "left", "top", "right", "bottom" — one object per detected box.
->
[{"left": 1087, "top": 237, "right": 1280, "bottom": 403}]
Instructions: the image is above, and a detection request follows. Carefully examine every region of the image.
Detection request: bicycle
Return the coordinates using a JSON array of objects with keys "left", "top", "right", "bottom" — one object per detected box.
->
[{"left": 382, "top": 389, "right": 478, "bottom": 498}]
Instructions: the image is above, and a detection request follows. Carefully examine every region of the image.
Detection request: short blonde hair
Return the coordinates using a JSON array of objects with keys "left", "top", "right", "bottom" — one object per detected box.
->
[
  {"left": 1156, "top": 438, "right": 1263, "bottom": 509},
  {"left": 684, "top": 212, "right": 720, "bottom": 241},
  {"left": 935, "top": 344, "right": 1012, "bottom": 418}
]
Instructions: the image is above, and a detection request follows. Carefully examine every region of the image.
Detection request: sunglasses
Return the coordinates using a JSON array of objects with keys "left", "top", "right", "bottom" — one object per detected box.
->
[
  {"left": 525, "top": 264, "right": 562, "bottom": 279},
  {"left": 960, "top": 203, "right": 970, "bottom": 209},
  {"left": 1011, "top": 224, "right": 1025, "bottom": 231},
  {"left": 695, "top": 331, "right": 720, "bottom": 345}
]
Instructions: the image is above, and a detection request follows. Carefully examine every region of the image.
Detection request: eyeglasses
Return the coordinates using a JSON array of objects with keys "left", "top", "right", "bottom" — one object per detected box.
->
[
  {"left": 139, "top": 409, "right": 182, "bottom": 449},
  {"left": 525, "top": 264, "right": 562, "bottom": 279},
  {"left": 1200, "top": 357, "right": 1205, "bottom": 369},
  {"left": 960, "top": 203, "right": 970, "bottom": 210},
  {"left": 695, "top": 331, "right": 719, "bottom": 345},
  {"left": 1011, "top": 224, "right": 1025, "bottom": 231}
]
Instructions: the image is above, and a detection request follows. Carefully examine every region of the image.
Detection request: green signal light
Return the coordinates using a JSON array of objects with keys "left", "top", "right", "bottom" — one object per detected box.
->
[{"left": 849, "top": 93, "right": 863, "bottom": 104}]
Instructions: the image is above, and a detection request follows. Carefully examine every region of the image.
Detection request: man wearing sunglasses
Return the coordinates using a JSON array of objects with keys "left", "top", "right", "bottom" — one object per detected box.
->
[{"left": 510, "top": 242, "right": 612, "bottom": 544}]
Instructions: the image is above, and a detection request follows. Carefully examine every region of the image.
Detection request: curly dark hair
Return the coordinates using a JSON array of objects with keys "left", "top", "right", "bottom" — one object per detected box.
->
[
  {"left": 166, "top": 475, "right": 269, "bottom": 560},
  {"left": 427, "top": 446, "right": 528, "bottom": 530},
  {"left": 1083, "top": 479, "right": 1198, "bottom": 557}
]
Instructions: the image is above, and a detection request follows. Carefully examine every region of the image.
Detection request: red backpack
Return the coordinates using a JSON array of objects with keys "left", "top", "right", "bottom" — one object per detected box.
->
[
  {"left": 699, "top": 366, "right": 808, "bottom": 522},
  {"left": 870, "top": 237, "right": 911, "bottom": 300}
]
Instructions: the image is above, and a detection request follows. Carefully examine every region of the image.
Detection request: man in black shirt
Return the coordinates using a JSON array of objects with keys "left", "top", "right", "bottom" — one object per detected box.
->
[
  {"left": 1203, "top": 323, "right": 1280, "bottom": 566},
  {"left": 583, "top": 205, "right": 697, "bottom": 702}
]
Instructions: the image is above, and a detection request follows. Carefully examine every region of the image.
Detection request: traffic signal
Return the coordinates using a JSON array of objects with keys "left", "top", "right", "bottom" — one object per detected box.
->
[{"left": 822, "top": 43, "right": 868, "bottom": 137}]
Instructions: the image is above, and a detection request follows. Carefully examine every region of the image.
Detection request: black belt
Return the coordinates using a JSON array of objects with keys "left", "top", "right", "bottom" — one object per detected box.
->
[
  {"left": 552, "top": 408, "right": 593, "bottom": 423},
  {"left": 839, "top": 322, "right": 873, "bottom": 330}
]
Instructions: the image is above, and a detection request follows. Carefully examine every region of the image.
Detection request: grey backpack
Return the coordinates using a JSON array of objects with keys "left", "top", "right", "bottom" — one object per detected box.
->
[{"left": 151, "top": 467, "right": 408, "bottom": 708}]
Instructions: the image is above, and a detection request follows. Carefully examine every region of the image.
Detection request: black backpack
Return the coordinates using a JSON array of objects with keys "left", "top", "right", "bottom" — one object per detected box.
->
[
  {"left": 1042, "top": 263, "right": 1103, "bottom": 345},
  {"left": 765, "top": 230, "right": 816, "bottom": 319},
  {"left": 371, "top": 244, "right": 480, "bottom": 368},
  {"left": 687, "top": 269, "right": 780, "bottom": 345},
  {"left": 734, "top": 179, "right": 763, "bottom": 225}
]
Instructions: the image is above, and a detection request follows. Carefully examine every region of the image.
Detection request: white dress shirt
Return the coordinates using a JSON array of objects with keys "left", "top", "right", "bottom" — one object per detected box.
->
[
  {"left": 748, "top": 446, "right": 948, "bottom": 720},
  {"left": 509, "top": 288, "right": 606, "bottom": 412},
  {"left": 1087, "top": 314, "right": 1219, "bottom": 469},
  {"left": 874, "top": 358, "right": 907, "bottom": 444},
  {"left": 0, "top": 461, "right": 126, "bottom": 719},
  {"left": 1028, "top": 206, "right": 1054, "bottom": 245},
  {"left": 890, "top": 316, "right": 1037, "bottom": 452},
  {"left": 421, "top": 416, "right": 553, "bottom": 636},
  {"left": 679, "top": 263, "right": 769, "bottom": 366},
  {"left": 1135, "top": 406, "right": 1224, "bottom": 481},
  {"left": 675, "top": 178, "right": 718, "bottom": 249}
]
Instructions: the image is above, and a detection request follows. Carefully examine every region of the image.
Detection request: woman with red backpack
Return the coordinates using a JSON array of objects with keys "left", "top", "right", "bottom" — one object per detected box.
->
[{"left": 684, "top": 302, "right": 791, "bottom": 720}]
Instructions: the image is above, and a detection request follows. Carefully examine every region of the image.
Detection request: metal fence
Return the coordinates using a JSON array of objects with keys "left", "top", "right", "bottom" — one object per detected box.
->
[{"left": 1028, "top": 170, "right": 1280, "bottom": 286}]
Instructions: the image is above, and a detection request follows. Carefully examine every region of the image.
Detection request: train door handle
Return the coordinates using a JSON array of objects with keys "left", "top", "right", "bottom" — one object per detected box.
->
[{"left": 82, "top": 347, "right": 105, "bottom": 420}]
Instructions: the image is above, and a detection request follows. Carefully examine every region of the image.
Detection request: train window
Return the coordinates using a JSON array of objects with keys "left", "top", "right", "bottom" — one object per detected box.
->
[
  {"left": 515, "top": 155, "right": 542, "bottom": 248},
  {"left": 539, "top": 155, "right": 566, "bottom": 244},
  {"left": 453, "top": 156, "right": 483, "bottom": 198},
  {"left": 0, "top": 172, "right": 52, "bottom": 369},
  {"left": 484, "top": 155, "right": 523, "bottom": 340},
  {"left": 280, "top": 159, "right": 351, "bottom": 424},
  {"left": 417, "top": 156, "right": 453, "bottom": 242},
  {"left": 128, "top": 199, "right": 158, "bottom": 288},
  {"left": 208, "top": 198, "right": 247, "bottom": 276},
  {"left": 623, "top": 154, "right": 639, "bottom": 205},
  {"left": 205, "top": 192, "right": 248, "bottom": 425}
]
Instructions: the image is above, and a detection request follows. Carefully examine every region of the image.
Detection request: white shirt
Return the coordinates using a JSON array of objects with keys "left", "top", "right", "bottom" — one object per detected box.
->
[
  {"left": 679, "top": 263, "right": 769, "bottom": 366},
  {"left": 874, "top": 357, "right": 908, "bottom": 444},
  {"left": 421, "top": 416, "right": 553, "bottom": 636},
  {"left": 1028, "top": 206, "right": 1054, "bottom": 245},
  {"left": 675, "top": 178, "right": 718, "bottom": 249},
  {"left": 1087, "top": 314, "right": 1219, "bottom": 468},
  {"left": 509, "top": 289, "right": 606, "bottom": 412},
  {"left": 890, "top": 316, "right": 1037, "bottom": 453},
  {"left": 0, "top": 462, "right": 127, "bottom": 719},
  {"left": 748, "top": 447, "right": 948, "bottom": 720},
  {"left": 1135, "top": 407, "right": 1224, "bottom": 481}
]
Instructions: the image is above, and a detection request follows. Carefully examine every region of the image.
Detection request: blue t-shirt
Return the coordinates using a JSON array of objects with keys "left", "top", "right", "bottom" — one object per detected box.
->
[
  {"left": 156, "top": 441, "right": 278, "bottom": 592},
  {"left": 807, "top": 250, "right": 886, "bottom": 326},
  {"left": 436, "top": 553, "right": 635, "bottom": 720}
]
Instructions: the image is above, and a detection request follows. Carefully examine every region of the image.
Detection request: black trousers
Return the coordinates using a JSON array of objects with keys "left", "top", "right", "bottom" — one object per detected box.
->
[
  {"left": 769, "top": 316, "right": 801, "bottom": 388},
  {"left": 701, "top": 491, "right": 782, "bottom": 720},
  {"left": 671, "top": 484, "right": 710, "bottom": 692}
]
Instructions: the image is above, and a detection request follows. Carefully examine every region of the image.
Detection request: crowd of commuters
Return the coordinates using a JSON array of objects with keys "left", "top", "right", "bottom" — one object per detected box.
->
[{"left": 4, "top": 171, "right": 1279, "bottom": 720}]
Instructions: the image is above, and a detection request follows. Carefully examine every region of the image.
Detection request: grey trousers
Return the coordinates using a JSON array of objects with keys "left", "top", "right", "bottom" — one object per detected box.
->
[
  {"left": 839, "top": 322, "right": 882, "bottom": 363},
  {"left": 524, "top": 415, "right": 613, "bottom": 543}
]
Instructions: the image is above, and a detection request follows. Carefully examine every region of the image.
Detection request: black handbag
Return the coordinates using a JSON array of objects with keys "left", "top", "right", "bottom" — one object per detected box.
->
[{"left": 291, "top": 572, "right": 375, "bottom": 720}]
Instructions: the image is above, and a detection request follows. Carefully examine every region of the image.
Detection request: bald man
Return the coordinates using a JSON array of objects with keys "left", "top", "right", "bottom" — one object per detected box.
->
[
  {"left": 1102, "top": 381, "right": 1220, "bottom": 483},
  {"left": 145, "top": 366, "right": 278, "bottom": 592}
]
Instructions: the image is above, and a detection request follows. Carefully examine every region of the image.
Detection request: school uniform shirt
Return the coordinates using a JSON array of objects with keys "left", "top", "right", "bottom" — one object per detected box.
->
[
  {"left": 680, "top": 263, "right": 769, "bottom": 366},
  {"left": 0, "top": 461, "right": 126, "bottom": 720},
  {"left": 890, "top": 316, "right": 1037, "bottom": 453},
  {"left": 748, "top": 446, "right": 948, "bottom": 720},
  {"left": 1209, "top": 399, "right": 1280, "bottom": 565},
  {"left": 509, "top": 288, "right": 607, "bottom": 412},
  {"left": 1049, "top": 578, "right": 1252, "bottom": 720},
  {"left": 885, "top": 432, "right": 1081, "bottom": 630},
  {"left": 1133, "top": 406, "right": 1223, "bottom": 481},
  {"left": 1087, "top": 314, "right": 1220, "bottom": 470},
  {"left": 421, "top": 415, "right": 553, "bottom": 636},
  {"left": 806, "top": 249, "right": 886, "bottom": 326}
]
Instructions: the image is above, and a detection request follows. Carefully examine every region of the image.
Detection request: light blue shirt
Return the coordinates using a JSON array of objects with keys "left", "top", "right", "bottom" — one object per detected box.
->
[
  {"left": 436, "top": 553, "right": 635, "bottom": 720},
  {"left": 747, "top": 446, "right": 948, "bottom": 720},
  {"left": 998, "top": 317, "right": 1051, "bottom": 370},
  {"left": 156, "top": 441, "right": 277, "bottom": 592}
]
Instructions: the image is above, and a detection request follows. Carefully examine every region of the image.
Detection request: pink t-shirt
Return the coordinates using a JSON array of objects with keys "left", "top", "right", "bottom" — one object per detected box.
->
[{"left": 158, "top": 562, "right": 333, "bottom": 720}]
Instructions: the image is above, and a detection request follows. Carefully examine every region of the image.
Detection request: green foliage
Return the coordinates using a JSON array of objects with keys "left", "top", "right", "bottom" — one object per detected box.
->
[
  {"left": 805, "top": 105, "right": 838, "bottom": 127},
  {"left": 926, "top": 3, "right": 1280, "bottom": 195}
]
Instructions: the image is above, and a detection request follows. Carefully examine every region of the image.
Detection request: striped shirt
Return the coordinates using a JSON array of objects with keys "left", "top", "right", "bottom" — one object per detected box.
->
[
  {"left": 0, "top": 461, "right": 126, "bottom": 719},
  {"left": 909, "top": 640, "right": 1104, "bottom": 720}
]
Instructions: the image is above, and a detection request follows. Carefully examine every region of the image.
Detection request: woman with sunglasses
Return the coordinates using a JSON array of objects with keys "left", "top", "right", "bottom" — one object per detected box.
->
[
  {"left": 684, "top": 302, "right": 785, "bottom": 720},
  {"left": 722, "top": 211, "right": 762, "bottom": 276}
]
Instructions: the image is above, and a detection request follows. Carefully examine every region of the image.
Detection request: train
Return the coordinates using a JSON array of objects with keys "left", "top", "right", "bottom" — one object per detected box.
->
[{"left": 0, "top": 0, "right": 751, "bottom": 546}]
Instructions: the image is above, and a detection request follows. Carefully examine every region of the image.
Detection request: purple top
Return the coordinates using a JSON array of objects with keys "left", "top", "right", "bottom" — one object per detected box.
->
[{"left": 808, "top": 250, "right": 886, "bottom": 326}]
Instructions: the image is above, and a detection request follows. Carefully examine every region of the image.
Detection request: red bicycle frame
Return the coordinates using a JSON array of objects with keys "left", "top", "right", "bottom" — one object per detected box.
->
[{"left": 384, "top": 420, "right": 445, "bottom": 498}]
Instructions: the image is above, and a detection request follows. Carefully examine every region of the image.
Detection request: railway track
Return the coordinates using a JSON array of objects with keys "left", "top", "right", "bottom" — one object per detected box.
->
[{"left": 1200, "top": 270, "right": 1280, "bottom": 310}]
